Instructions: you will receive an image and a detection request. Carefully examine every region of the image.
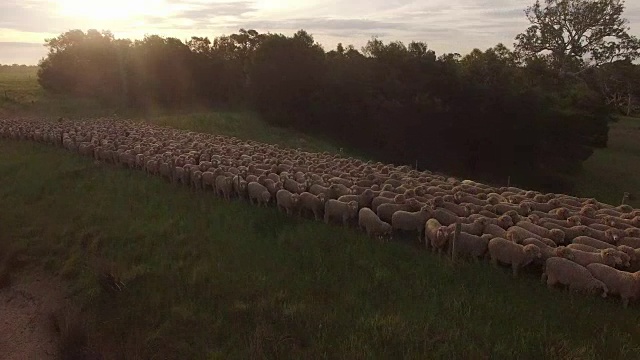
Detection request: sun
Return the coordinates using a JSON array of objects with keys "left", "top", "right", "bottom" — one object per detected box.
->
[{"left": 55, "top": 0, "right": 168, "bottom": 21}]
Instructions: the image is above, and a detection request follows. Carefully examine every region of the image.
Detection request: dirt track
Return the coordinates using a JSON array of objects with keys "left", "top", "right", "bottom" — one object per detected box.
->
[{"left": 0, "top": 273, "right": 68, "bottom": 359}]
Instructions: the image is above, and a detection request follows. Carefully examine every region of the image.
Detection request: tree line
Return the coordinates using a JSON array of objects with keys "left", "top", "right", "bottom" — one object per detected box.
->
[{"left": 36, "top": 0, "right": 640, "bottom": 192}]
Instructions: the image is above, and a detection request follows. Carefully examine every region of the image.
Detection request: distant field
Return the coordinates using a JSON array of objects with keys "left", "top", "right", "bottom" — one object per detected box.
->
[
  {"left": 1, "top": 140, "right": 639, "bottom": 359},
  {"left": 574, "top": 116, "right": 640, "bottom": 208},
  {"left": 1, "top": 66, "right": 640, "bottom": 358}
]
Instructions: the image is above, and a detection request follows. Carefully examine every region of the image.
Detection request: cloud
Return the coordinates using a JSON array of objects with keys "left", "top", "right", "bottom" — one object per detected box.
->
[{"left": 1, "top": 0, "right": 639, "bottom": 64}]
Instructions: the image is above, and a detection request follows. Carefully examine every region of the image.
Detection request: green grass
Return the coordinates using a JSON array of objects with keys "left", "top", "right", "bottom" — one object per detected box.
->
[
  {"left": 1, "top": 140, "right": 640, "bottom": 359},
  {"left": 573, "top": 116, "right": 640, "bottom": 208},
  {"left": 0, "top": 66, "right": 119, "bottom": 118}
]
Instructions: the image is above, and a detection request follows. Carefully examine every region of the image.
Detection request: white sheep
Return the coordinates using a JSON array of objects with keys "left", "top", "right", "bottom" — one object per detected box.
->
[
  {"left": 516, "top": 221, "right": 565, "bottom": 244},
  {"left": 275, "top": 189, "right": 300, "bottom": 215},
  {"left": 569, "top": 248, "right": 623, "bottom": 268},
  {"left": 483, "top": 223, "right": 508, "bottom": 239},
  {"left": 542, "top": 257, "right": 608, "bottom": 297},
  {"left": 298, "top": 192, "right": 326, "bottom": 221},
  {"left": 488, "top": 237, "right": 542, "bottom": 277},
  {"left": 358, "top": 208, "right": 393, "bottom": 241},
  {"left": 573, "top": 236, "right": 617, "bottom": 250},
  {"left": 337, "top": 189, "right": 375, "bottom": 209},
  {"left": 247, "top": 182, "right": 271, "bottom": 207},
  {"left": 215, "top": 175, "right": 234, "bottom": 201},
  {"left": 567, "top": 243, "right": 600, "bottom": 253},
  {"left": 324, "top": 199, "right": 358, "bottom": 226},
  {"left": 450, "top": 229, "right": 490, "bottom": 260},
  {"left": 425, "top": 218, "right": 450, "bottom": 253},
  {"left": 587, "top": 263, "right": 640, "bottom": 308},
  {"left": 391, "top": 206, "right": 432, "bottom": 242},
  {"left": 458, "top": 218, "right": 487, "bottom": 236},
  {"left": 618, "top": 236, "right": 640, "bottom": 249}
]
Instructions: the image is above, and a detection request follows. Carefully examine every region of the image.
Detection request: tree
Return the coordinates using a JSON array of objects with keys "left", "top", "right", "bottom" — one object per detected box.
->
[
  {"left": 515, "top": 0, "right": 640, "bottom": 73},
  {"left": 588, "top": 60, "right": 640, "bottom": 115}
]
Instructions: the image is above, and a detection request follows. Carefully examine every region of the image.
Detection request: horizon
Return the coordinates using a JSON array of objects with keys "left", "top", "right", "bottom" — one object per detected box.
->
[{"left": 2, "top": 0, "right": 639, "bottom": 65}]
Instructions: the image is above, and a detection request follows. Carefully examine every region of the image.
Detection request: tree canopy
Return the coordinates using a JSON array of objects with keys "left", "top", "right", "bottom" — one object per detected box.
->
[{"left": 515, "top": 0, "right": 640, "bottom": 73}]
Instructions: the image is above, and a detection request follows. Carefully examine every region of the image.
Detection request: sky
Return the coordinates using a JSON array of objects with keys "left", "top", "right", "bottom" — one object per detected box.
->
[{"left": 1, "top": 0, "right": 640, "bottom": 65}]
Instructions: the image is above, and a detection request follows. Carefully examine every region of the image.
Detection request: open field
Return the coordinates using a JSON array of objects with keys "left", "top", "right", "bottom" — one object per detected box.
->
[
  {"left": 1, "top": 140, "right": 640, "bottom": 359},
  {"left": 2, "top": 67, "right": 640, "bottom": 358},
  {"left": 574, "top": 116, "right": 640, "bottom": 208}
]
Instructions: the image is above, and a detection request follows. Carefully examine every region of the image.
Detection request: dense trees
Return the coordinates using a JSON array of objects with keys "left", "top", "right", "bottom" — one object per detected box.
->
[{"left": 35, "top": 1, "right": 640, "bottom": 192}]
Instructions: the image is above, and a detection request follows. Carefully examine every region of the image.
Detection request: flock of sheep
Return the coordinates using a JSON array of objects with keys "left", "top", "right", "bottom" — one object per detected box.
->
[{"left": 1, "top": 117, "right": 640, "bottom": 307}]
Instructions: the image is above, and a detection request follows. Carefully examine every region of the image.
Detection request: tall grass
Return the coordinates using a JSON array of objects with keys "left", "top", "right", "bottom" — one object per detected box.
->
[{"left": 0, "top": 140, "right": 639, "bottom": 359}]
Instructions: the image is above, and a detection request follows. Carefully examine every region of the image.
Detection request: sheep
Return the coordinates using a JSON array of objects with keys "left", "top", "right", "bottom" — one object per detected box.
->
[
  {"left": 587, "top": 228, "right": 619, "bottom": 244},
  {"left": 528, "top": 199, "right": 561, "bottom": 213},
  {"left": 494, "top": 202, "right": 531, "bottom": 216},
  {"left": 625, "top": 227, "right": 640, "bottom": 237},
  {"left": 618, "top": 245, "right": 640, "bottom": 271},
  {"left": 440, "top": 201, "right": 469, "bottom": 217},
  {"left": 283, "top": 177, "right": 306, "bottom": 194},
  {"left": 458, "top": 218, "right": 487, "bottom": 236},
  {"left": 337, "top": 189, "right": 375, "bottom": 209},
  {"left": 572, "top": 236, "right": 615, "bottom": 250},
  {"left": 567, "top": 243, "right": 600, "bottom": 253},
  {"left": 549, "top": 207, "right": 570, "bottom": 220},
  {"left": 201, "top": 171, "right": 218, "bottom": 191},
  {"left": 542, "top": 257, "right": 608, "bottom": 297},
  {"left": 425, "top": 218, "right": 450, "bottom": 253},
  {"left": 541, "top": 223, "right": 590, "bottom": 241},
  {"left": 261, "top": 178, "right": 282, "bottom": 196},
  {"left": 376, "top": 200, "right": 419, "bottom": 224},
  {"left": 483, "top": 223, "right": 508, "bottom": 239},
  {"left": 521, "top": 237, "right": 557, "bottom": 249},
  {"left": 587, "top": 263, "right": 640, "bottom": 308},
  {"left": 215, "top": 175, "right": 234, "bottom": 201},
  {"left": 324, "top": 199, "right": 358, "bottom": 226},
  {"left": 309, "top": 183, "right": 329, "bottom": 196},
  {"left": 275, "top": 189, "right": 300, "bottom": 216},
  {"left": 516, "top": 221, "right": 565, "bottom": 244},
  {"left": 506, "top": 226, "right": 545, "bottom": 244},
  {"left": 247, "top": 182, "right": 271, "bottom": 207},
  {"left": 618, "top": 237, "right": 640, "bottom": 249},
  {"left": 430, "top": 208, "right": 460, "bottom": 226},
  {"left": 450, "top": 229, "right": 490, "bottom": 260},
  {"left": 326, "top": 184, "right": 352, "bottom": 200},
  {"left": 298, "top": 192, "right": 326, "bottom": 221},
  {"left": 521, "top": 239, "right": 573, "bottom": 267},
  {"left": 391, "top": 206, "right": 432, "bottom": 242},
  {"left": 358, "top": 208, "right": 393, "bottom": 241},
  {"left": 569, "top": 248, "right": 623, "bottom": 268},
  {"left": 488, "top": 238, "right": 542, "bottom": 277}
]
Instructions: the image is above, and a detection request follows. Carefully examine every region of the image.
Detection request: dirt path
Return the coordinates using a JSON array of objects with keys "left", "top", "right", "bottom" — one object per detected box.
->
[{"left": 0, "top": 273, "right": 68, "bottom": 359}]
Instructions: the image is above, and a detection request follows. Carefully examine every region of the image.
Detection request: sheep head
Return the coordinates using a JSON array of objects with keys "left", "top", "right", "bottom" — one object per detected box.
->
[
  {"left": 549, "top": 229, "right": 566, "bottom": 244},
  {"left": 556, "top": 246, "right": 574, "bottom": 261},
  {"left": 523, "top": 244, "right": 542, "bottom": 259}
]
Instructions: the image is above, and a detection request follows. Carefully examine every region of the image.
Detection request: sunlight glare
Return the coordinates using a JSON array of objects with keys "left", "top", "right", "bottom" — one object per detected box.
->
[{"left": 55, "top": 0, "right": 169, "bottom": 21}]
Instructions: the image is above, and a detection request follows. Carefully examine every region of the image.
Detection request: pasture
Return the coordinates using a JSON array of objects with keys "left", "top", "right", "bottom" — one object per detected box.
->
[{"left": 1, "top": 67, "right": 640, "bottom": 359}]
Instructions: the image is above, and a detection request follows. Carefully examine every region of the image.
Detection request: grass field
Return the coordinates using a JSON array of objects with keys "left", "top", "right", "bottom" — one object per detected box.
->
[
  {"left": 574, "top": 116, "right": 640, "bottom": 208},
  {"left": 1, "top": 67, "right": 640, "bottom": 358}
]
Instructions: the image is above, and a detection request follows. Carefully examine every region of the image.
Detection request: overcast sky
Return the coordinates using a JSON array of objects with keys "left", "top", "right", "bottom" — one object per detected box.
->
[{"left": 1, "top": 0, "right": 639, "bottom": 65}]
